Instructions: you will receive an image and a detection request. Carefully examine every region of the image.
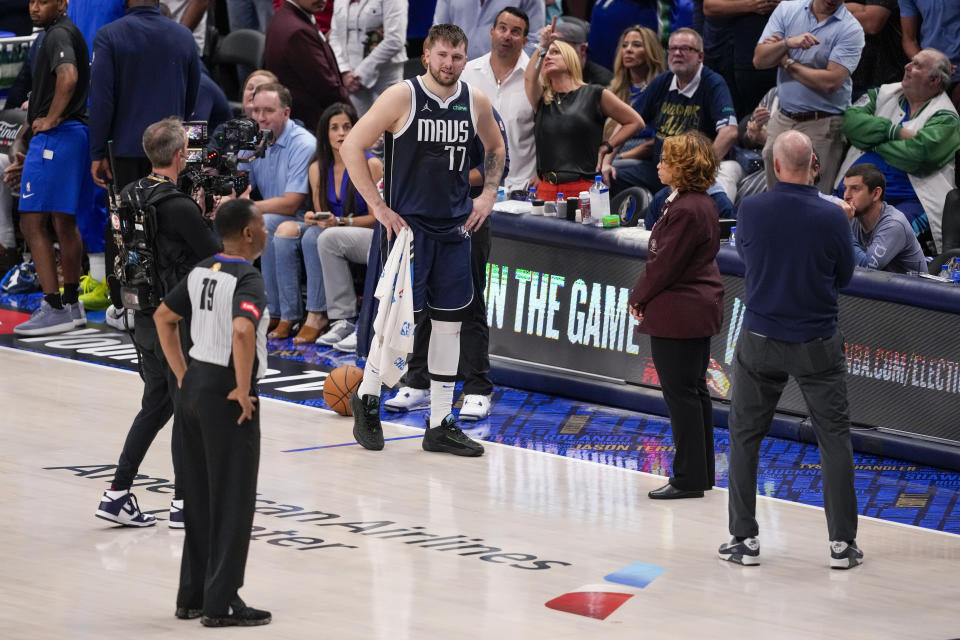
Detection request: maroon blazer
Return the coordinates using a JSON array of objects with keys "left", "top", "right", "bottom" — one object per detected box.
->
[
  {"left": 264, "top": 2, "right": 351, "bottom": 132},
  {"left": 628, "top": 190, "right": 724, "bottom": 338}
]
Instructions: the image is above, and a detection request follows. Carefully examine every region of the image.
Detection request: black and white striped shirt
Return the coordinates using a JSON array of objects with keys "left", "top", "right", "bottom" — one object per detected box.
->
[{"left": 163, "top": 254, "right": 269, "bottom": 380}]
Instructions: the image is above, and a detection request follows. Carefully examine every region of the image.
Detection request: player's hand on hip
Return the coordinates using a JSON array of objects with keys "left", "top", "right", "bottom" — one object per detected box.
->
[
  {"left": 466, "top": 193, "right": 494, "bottom": 232},
  {"left": 372, "top": 201, "right": 407, "bottom": 241},
  {"left": 227, "top": 387, "right": 258, "bottom": 424}
]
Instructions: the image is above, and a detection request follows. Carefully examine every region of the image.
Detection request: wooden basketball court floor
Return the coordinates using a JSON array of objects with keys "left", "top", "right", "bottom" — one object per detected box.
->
[{"left": 2, "top": 346, "right": 959, "bottom": 639}]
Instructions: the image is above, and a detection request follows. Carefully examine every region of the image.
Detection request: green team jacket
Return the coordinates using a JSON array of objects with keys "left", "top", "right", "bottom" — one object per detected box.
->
[{"left": 842, "top": 88, "right": 960, "bottom": 175}]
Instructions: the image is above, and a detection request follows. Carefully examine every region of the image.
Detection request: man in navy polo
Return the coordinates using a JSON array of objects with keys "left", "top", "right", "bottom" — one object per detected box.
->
[
  {"left": 612, "top": 28, "right": 739, "bottom": 199},
  {"left": 720, "top": 130, "right": 861, "bottom": 569}
]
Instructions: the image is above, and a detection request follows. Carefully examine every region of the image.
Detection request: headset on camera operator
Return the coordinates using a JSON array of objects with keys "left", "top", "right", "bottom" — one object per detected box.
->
[{"left": 95, "top": 116, "right": 221, "bottom": 529}]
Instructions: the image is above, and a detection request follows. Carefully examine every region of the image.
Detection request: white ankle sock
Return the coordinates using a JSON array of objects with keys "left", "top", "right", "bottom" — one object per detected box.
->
[
  {"left": 429, "top": 380, "right": 455, "bottom": 427},
  {"left": 357, "top": 358, "right": 382, "bottom": 399},
  {"left": 105, "top": 489, "right": 128, "bottom": 499}
]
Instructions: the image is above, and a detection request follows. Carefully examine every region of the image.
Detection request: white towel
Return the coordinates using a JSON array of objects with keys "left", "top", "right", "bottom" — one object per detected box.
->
[{"left": 368, "top": 227, "right": 415, "bottom": 387}]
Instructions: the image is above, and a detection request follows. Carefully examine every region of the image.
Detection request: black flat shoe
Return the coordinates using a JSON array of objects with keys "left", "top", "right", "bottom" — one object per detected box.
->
[
  {"left": 175, "top": 607, "right": 202, "bottom": 619},
  {"left": 201, "top": 605, "right": 271, "bottom": 627},
  {"left": 648, "top": 483, "right": 704, "bottom": 499}
]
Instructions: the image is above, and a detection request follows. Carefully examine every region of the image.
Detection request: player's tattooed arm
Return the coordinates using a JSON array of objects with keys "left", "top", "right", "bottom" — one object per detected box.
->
[{"left": 483, "top": 150, "right": 505, "bottom": 196}]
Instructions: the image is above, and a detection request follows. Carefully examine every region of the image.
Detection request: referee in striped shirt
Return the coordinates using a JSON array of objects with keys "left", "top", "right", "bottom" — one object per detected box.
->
[{"left": 154, "top": 198, "right": 272, "bottom": 627}]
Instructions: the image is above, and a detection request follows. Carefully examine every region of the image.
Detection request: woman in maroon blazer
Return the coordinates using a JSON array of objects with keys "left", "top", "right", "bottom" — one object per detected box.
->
[{"left": 629, "top": 131, "right": 724, "bottom": 500}]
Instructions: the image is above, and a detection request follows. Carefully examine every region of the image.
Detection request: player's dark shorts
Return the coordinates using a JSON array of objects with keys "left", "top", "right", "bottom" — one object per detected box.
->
[
  {"left": 19, "top": 120, "right": 93, "bottom": 217},
  {"left": 403, "top": 214, "right": 473, "bottom": 319}
]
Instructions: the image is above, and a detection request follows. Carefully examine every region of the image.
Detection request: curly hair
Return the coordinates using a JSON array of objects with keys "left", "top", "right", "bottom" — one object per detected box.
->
[{"left": 660, "top": 131, "right": 717, "bottom": 193}]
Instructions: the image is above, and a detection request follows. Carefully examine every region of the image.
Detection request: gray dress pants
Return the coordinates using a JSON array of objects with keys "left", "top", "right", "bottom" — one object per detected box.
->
[{"left": 727, "top": 330, "right": 859, "bottom": 542}]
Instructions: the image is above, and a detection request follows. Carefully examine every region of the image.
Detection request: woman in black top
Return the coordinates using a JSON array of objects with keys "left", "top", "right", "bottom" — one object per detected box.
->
[{"left": 524, "top": 19, "right": 643, "bottom": 202}]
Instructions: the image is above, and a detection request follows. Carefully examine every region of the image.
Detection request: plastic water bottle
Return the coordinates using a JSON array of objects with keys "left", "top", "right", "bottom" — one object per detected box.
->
[
  {"left": 556, "top": 192, "right": 566, "bottom": 219},
  {"left": 729, "top": 226, "right": 737, "bottom": 247},
  {"left": 579, "top": 190, "right": 592, "bottom": 225},
  {"left": 496, "top": 187, "right": 506, "bottom": 203},
  {"left": 590, "top": 175, "right": 610, "bottom": 226},
  {"left": 527, "top": 186, "right": 537, "bottom": 201},
  {"left": 941, "top": 264, "right": 951, "bottom": 281},
  {"left": 952, "top": 258, "right": 960, "bottom": 283}
]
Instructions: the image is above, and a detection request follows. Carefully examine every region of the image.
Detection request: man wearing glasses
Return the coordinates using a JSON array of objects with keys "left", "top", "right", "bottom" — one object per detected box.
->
[
  {"left": 612, "top": 28, "right": 740, "bottom": 200},
  {"left": 753, "top": 0, "right": 864, "bottom": 193}
]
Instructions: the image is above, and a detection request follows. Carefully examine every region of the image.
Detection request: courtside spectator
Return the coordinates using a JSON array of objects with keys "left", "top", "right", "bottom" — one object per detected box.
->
[
  {"left": 246, "top": 83, "right": 315, "bottom": 336},
  {"left": 264, "top": 0, "right": 350, "bottom": 131},
  {"left": 753, "top": 0, "right": 864, "bottom": 193},
  {"left": 608, "top": 25, "right": 666, "bottom": 105},
  {"left": 461, "top": 6, "right": 536, "bottom": 192},
  {"left": 311, "top": 102, "right": 383, "bottom": 350},
  {"left": 837, "top": 48, "right": 960, "bottom": 255},
  {"left": 842, "top": 163, "right": 926, "bottom": 273},
  {"left": 900, "top": 0, "right": 960, "bottom": 111},
  {"left": 328, "top": 0, "right": 408, "bottom": 115},
  {"left": 239, "top": 70, "right": 278, "bottom": 119},
  {"left": 433, "top": 0, "right": 544, "bottom": 58},
  {"left": 612, "top": 28, "right": 739, "bottom": 200},
  {"left": 605, "top": 25, "right": 665, "bottom": 171},
  {"left": 275, "top": 102, "right": 380, "bottom": 345},
  {"left": 526, "top": 29, "right": 642, "bottom": 202}
]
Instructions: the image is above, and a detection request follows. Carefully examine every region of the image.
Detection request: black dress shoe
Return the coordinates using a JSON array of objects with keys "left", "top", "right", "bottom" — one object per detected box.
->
[
  {"left": 201, "top": 605, "right": 272, "bottom": 627},
  {"left": 648, "top": 483, "right": 704, "bottom": 499},
  {"left": 175, "top": 607, "right": 202, "bottom": 619}
]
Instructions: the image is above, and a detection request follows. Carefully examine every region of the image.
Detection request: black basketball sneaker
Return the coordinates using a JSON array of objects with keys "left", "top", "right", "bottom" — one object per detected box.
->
[
  {"left": 351, "top": 393, "right": 385, "bottom": 450},
  {"left": 422, "top": 414, "right": 484, "bottom": 457}
]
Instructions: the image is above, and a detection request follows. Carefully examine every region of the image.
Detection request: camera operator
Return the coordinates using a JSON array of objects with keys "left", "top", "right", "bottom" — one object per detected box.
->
[
  {"left": 95, "top": 116, "right": 220, "bottom": 529},
  {"left": 246, "top": 82, "right": 316, "bottom": 333}
]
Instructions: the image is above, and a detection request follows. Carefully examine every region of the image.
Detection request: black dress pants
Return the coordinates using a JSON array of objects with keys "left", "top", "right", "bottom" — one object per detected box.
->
[
  {"left": 649, "top": 335, "right": 716, "bottom": 491},
  {"left": 111, "top": 322, "right": 184, "bottom": 498},
  {"left": 404, "top": 218, "right": 492, "bottom": 395},
  {"left": 176, "top": 362, "right": 261, "bottom": 617}
]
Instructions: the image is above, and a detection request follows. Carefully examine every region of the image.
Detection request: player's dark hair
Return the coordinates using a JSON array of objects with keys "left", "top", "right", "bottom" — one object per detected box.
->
[
  {"left": 844, "top": 163, "right": 886, "bottom": 199},
  {"left": 495, "top": 7, "right": 530, "bottom": 37},
  {"left": 426, "top": 24, "right": 468, "bottom": 51},
  {"left": 215, "top": 199, "right": 258, "bottom": 240}
]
